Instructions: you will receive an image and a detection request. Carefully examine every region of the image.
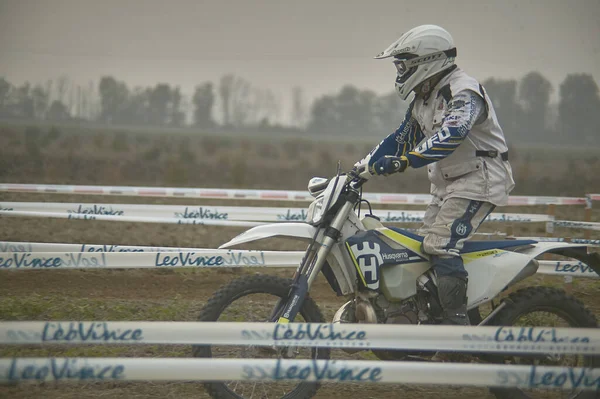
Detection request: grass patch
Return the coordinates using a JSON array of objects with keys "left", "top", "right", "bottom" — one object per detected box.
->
[
  {"left": 0, "top": 343, "right": 190, "bottom": 358},
  {"left": 0, "top": 295, "right": 201, "bottom": 322}
]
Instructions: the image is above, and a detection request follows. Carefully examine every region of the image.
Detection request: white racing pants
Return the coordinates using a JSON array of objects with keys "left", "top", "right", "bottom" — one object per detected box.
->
[{"left": 418, "top": 197, "right": 495, "bottom": 279}]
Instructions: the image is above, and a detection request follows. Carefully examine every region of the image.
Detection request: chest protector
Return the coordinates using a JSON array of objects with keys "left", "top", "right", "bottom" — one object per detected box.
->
[{"left": 412, "top": 68, "right": 515, "bottom": 206}]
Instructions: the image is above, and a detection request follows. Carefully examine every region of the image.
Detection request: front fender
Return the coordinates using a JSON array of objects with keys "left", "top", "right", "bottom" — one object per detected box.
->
[{"left": 219, "top": 222, "right": 318, "bottom": 249}]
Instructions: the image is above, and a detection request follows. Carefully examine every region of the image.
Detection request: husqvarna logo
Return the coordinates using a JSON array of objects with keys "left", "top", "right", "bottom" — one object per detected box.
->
[
  {"left": 350, "top": 242, "right": 384, "bottom": 289},
  {"left": 456, "top": 223, "right": 468, "bottom": 236}
]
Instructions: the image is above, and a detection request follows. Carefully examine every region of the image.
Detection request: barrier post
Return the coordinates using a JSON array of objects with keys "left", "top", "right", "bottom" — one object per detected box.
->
[
  {"left": 505, "top": 224, "right": 514, "bottom": 237},
  {"left": 541, "top": 204, "right": 556, "bottom": 276},
  {"left": 564, "top": 275, "right": 574, "bottom": 294},
  {"left": 584, "top": 207, "right": 592, "bottom": 240},
  {"left": 546, "top": 204, "right": 555, "bottom": 238},
  {"left": 562, "top": 237, "right": 574, "bottom": 293}
]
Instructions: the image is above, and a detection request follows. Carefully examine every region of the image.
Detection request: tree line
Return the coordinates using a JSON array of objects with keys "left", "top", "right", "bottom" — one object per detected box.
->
[{"left": 0, "top": 71, "right": 598, "bottom": 144}]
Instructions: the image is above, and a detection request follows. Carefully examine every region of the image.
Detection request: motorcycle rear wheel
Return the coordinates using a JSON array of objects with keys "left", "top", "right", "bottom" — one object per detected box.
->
[
  {"left": 487, "top": 286, "right": 599, "bottom": 399},
  {"left": 193, "top": 274, "right": 330, "bottom": 399}
]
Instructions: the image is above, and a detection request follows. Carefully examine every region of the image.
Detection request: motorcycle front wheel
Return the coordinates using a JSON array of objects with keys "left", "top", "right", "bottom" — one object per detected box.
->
[{"left": 193, "top": 274, "right": 330, "bottom": 399}]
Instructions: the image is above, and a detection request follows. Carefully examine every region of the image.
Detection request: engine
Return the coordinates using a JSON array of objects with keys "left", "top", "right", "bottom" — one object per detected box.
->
[
  {"left": 332, "top": 290, "right": 432, "bottom": 356},
  {"left": 374, "top": 294, "right": 420, "bottom": 325},
  {"left": 332, "top": 272, "right": 442, "bottom": 358},
  {"left": 333, "top": 287, "right": 433, "bottom": 324}
]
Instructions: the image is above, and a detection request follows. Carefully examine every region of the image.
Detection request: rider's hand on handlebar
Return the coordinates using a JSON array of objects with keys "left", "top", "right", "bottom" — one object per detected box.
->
[{"left": 373, "top": 155, "right": 410, "bottom": 176}]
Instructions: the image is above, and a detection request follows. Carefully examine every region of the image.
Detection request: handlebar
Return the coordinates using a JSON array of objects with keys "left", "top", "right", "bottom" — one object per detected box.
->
[{"left": 345, "top": 170, "right": 368, "bottom": 190}]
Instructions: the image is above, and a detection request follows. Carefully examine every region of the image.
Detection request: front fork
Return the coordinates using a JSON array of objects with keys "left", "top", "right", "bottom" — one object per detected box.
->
[{"left": 274, "top": 199, "right": 356, "bottom": 324}]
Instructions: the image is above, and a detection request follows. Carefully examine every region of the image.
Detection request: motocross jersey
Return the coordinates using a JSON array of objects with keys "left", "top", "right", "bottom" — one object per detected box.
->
[{"left": 368, "top": 67, "right": 515, "bottom": 206}]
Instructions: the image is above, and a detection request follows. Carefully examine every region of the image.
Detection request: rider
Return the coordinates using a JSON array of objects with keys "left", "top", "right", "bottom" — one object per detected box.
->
[{"left": 355, "top": 24, "right": 515, "bottom": 326}]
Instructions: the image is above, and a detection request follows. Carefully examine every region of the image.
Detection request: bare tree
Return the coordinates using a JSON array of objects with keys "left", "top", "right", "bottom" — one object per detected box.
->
[
  {"left": 87, "top": 80, "right": 98, "bottom": 120},
  {"left": 254, "top": 88, "right": 280, "bottom": 126},
  {"left": 291, "top": 86, "right": 307, "bottom": 128},
  {"left": 0, "top": 78, "right": 11, "bottom": 114},
  {"left": 44, "top": 79, "right": 53, "bottom": 105},
  {"left": 193, "top": 82, "right": 215, "bottom": 127},
  {"left": 55, "top": 75, "right": 70, "bottom": 103},
  {"left": 31, "top": 85, "right": 49, "bottom": 119},
  {"left": 559, "top": 73, "right": 600, "bottom": 144},
  {"left": 219, "top": 74, "right": 235, "bottom": 126},
  {"left": 518, "top": 71, "right": 553, "bottom": 133},
  {"left": 229, "top": 76, "right": 251, "bottom": 127}
]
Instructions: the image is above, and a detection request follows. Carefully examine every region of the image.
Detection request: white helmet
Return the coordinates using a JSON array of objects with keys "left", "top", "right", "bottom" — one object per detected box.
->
[{"left": 375, "top": 25, "right": 457, "bottom": 100}]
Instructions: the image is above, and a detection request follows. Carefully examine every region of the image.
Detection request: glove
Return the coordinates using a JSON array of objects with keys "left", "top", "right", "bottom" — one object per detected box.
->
[
  {"left": 352, "top": 153, "right": 373, "bottom": 180},
  {"left": 373, "top": 155, "right": 410, "bottom": 176}
]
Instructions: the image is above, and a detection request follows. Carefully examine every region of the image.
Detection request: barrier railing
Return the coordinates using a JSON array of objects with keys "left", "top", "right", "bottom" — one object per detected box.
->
[
  {"left": 0, "top": 183, "right": 588, "bottom": 206},
  {"left": 587, "top": 194, "right": 600, "bottom": 206},
  {"left": 0, "top": 250, "right": 301, "bottom": 269},
  {"left": 519, "top": 237, "right": 600, "bottom": 245},
  {"left": 4, "top": 184, "right": 598, "bottom": 238},
  {"left": 0, "top": 248, "right": 597, "bottom": 278},
  {"left": 553, "top": 220, "right": 600, "bottom": 231},
  {"left": 0, "top": 210, "right": 267, "bottom": 227},
  {"left": 2, "top": 321, "right": 599, "bottom": 354},
  {"left": 0, "top": 202, "right": 556, "bottom": 224},
  {"left": 2, "top": 185, "right": 599, "bottom": 393},
  {"left": 3, "top": 208, "right": 598, "bottom": 235},
  {"left": 3, "top": 240, "right": 591, "bottom": 253},
  {"left": 2, "top": 357, "right": 599, "bottom": 390},
  {"left": 2, "top": 322, "right": 600, "bottom": 391}
]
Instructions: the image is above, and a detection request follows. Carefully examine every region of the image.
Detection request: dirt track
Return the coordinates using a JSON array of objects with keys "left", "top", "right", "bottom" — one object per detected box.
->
[{"left": 1, "top": 193, "right": 599, "bottom": 399}]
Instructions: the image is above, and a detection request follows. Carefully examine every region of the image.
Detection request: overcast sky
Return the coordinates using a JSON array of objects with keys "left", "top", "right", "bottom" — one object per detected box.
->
[{"left": 1, "top": 0, "right": 599, "bottom": 120}]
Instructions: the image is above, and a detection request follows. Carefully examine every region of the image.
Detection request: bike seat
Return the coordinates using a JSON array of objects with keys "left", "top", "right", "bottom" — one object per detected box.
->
[{"left": 388, "top": 227, "right": 538, "bottom": 254}]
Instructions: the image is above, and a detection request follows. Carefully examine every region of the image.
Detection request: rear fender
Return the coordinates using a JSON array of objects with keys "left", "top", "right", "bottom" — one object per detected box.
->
[
  {"left": 219, "top": 223, "right": 317, "bottom": 248},
  {"left": 517, "top": 242, "right": 600, "bottom": 277}
]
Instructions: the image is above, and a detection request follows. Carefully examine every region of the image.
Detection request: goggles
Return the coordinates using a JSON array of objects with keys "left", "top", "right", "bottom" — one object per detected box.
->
[{"left": 393, "top": 47, "right": 457, "bottom": 77}]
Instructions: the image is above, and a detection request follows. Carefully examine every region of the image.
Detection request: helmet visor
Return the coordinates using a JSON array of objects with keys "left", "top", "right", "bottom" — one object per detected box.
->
[
  {"left": 393, "top": 54, "right": 418, "bottom": 83},
  {"left": 395, "top": 48, "right": 457, "bottom": 71},
  {"left": 392, "top": 48, "right": 456, "bottom": 83},
  {"left": 393, "top": 59, "right": 409, "bottom": 76}
]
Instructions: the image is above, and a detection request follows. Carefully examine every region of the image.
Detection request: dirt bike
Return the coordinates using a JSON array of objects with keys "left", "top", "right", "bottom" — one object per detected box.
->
[{"left": 193, "top": 167, "right": 600, "bottom": 399}]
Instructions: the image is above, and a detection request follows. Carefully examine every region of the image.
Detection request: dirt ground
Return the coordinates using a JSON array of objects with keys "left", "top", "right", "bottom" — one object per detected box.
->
[{"left": 1, "top": 192, "right": 599, "bottom": 399}]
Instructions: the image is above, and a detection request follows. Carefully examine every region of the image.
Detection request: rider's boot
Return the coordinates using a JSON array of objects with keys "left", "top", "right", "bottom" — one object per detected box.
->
[
  {"left": 437, "top": 275, "right": 469, "bottom": 326},
  {"left": 431, "top": 275, "right": 471, "bottom": 362},
  {"left": 427, "top": 255, "right": 469, "bottom": 325}
]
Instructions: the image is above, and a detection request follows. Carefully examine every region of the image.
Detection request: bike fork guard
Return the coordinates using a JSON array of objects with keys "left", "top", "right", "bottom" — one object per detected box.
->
[{"left": 276, "top": 274, "right": 309, "bottom": 324}]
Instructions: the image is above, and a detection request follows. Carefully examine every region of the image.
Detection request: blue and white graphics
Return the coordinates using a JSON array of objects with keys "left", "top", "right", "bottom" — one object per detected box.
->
[{"left": 346, "top": 231, "right": 425, "bottom": 290}]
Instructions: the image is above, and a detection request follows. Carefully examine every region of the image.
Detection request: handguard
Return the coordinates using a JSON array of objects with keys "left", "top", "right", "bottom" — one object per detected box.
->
[{"left": 353, "top": 153, "right": 373, "bottom": 180}]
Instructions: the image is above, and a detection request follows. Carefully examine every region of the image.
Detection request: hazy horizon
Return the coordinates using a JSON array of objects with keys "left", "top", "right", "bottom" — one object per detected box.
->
[{"left": 1, "top": 0, "right": 599, "bottom": 121}]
